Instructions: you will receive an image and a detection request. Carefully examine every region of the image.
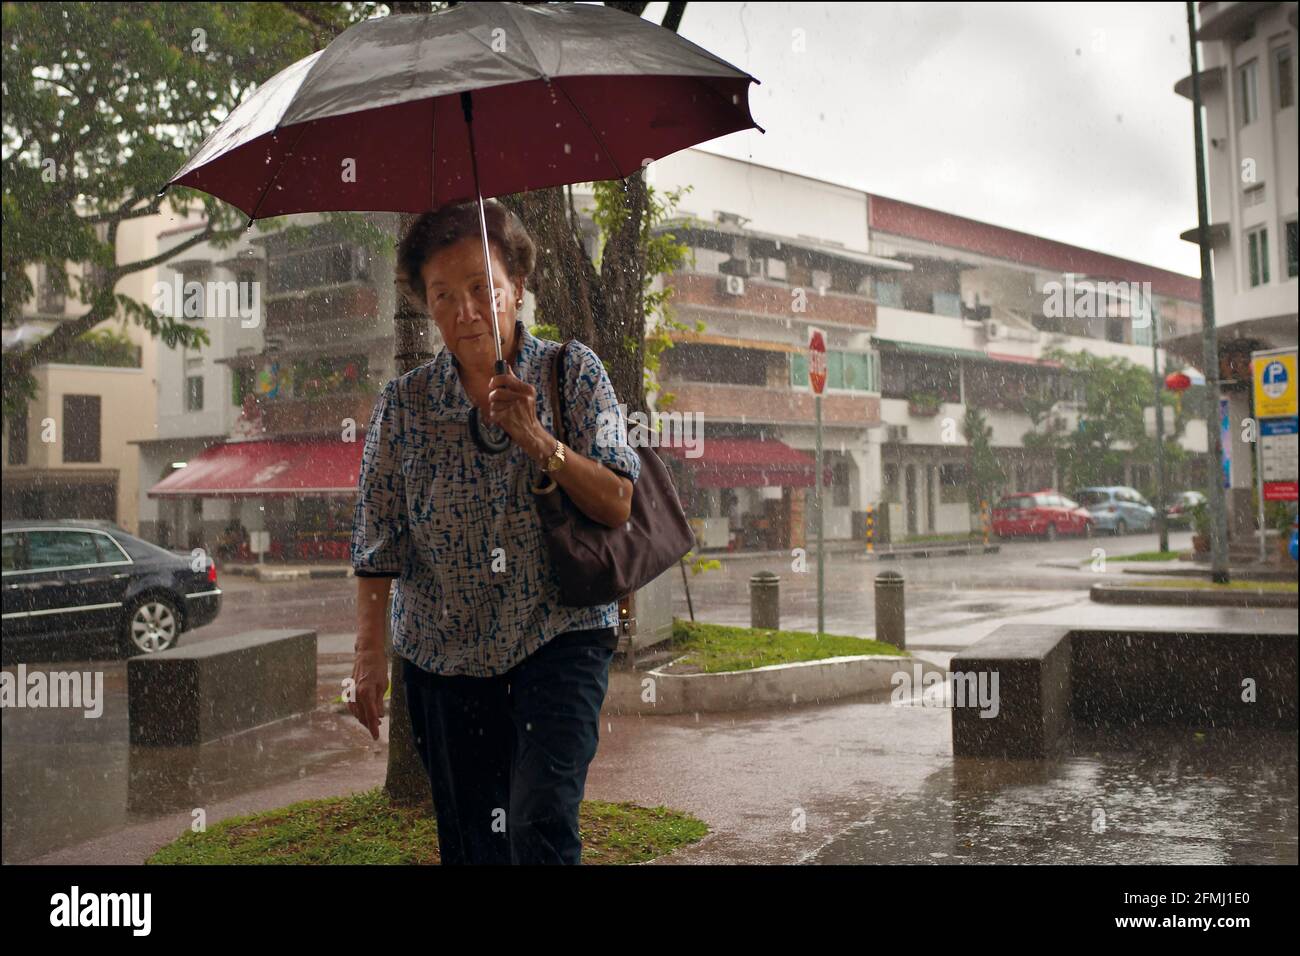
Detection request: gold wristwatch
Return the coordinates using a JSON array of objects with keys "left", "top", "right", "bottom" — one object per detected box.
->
[{"left": 542, "top": 438, "right": 566, "bottom": 473}]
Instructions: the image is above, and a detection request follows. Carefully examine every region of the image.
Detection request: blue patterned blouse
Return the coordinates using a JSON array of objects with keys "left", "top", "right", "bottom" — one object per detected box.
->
[{"left": 351, "top": 320, "right": 641, "bottom": 677}]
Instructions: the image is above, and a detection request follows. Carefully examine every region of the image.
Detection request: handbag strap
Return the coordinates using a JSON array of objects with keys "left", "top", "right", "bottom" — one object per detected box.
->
[{"left": 546, "top": 338, "right": 573, "bottom": 447}]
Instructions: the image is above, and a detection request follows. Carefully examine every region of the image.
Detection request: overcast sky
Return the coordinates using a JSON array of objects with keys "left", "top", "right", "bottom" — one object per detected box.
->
[{"left": 646, "top": 1, "right": 1201, "bottom": 276}]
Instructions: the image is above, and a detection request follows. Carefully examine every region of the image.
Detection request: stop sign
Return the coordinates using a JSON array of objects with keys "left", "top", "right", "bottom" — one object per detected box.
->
[{"left": 808, "top": 327, "right": 827, "bottom": 395}]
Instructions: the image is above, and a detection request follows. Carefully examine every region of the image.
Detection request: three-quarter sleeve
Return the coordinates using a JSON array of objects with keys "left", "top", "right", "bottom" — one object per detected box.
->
[
  {"left": 562, "top": 341, "right": 641, "bottom": 484},
  {"left": 351, "top": 379, "right": 408, "bottom": 577}
]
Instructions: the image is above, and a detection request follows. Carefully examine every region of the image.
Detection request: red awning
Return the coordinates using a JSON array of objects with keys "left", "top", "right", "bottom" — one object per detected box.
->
[
  {"left": 659, "top": 438, "right": 832, "bottom": 489},
  {"left": 986, "top": 351, "right": 1063, "bottom": 368},
  {"left": 148, "top": 438, "right": 362, "bottom": 497}
]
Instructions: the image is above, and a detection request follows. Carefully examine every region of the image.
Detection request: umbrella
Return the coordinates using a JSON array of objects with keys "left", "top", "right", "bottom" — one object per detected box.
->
[{"left": 163, "top": 2, "right": 763, "bottom": 450}]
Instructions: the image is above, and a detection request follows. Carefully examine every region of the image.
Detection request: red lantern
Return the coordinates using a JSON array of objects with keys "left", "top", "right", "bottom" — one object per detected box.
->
[{"left": 1164, "top": 371, "right": 1192, "bottom": 392}]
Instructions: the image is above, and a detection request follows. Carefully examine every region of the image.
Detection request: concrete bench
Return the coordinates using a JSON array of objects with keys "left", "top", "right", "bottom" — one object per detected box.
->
[
  {"left": 952, "top": 624, "right": 1297, "bottom": 758},
  {"left": 127, "top": 629, "right": 317, "bottom": 746},
  {"left": 950, "top": 624, "right": 1072, "bottom": 759}
]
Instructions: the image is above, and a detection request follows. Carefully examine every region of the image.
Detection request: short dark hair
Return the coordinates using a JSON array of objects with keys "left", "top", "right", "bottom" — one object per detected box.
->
[{"left": 396, "top": 200, "right": 536, "bottom": 312}]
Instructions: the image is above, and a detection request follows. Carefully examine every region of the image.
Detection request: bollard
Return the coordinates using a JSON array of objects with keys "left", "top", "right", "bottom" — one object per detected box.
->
[
  {"left": 749, "top": 570, "right": 780, "bottom": 631},
  {"left": 875, "top": 570, "right": 905, "bottom": 650}
]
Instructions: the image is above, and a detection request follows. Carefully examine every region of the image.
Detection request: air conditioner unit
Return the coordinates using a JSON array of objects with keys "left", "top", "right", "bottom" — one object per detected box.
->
[
  {"left": 887, "top": 424, "right": 909, "bottom": 443},
  {"left": 720, "top": 274, "right": 746, "bottom": 297},
  {"left": 983, "top": 319, "right": 1004, "bottom": 340}
]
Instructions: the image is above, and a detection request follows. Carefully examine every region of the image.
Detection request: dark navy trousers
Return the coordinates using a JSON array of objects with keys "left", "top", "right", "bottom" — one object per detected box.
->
[{"left": 402, "top": 627, "right": 617, "bottom": 865}]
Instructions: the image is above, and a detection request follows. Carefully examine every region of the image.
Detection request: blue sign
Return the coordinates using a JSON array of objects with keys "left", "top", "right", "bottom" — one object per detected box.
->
[
  {"left": 1262, "top": 360, "right": 1289, "bottom": 399},
  {"left": 1220, "top": 398, "right": 1231, "bottom": 489}
]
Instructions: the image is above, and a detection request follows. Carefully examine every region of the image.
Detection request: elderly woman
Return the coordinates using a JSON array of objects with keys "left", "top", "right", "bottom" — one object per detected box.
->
[{"left": 348, "top": 199, "right": 638, "bottom": 866}]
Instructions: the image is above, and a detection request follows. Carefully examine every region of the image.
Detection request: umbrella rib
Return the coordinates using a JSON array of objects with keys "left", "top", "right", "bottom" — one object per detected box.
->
[
  {"left": 550, "top": 77, "right": 624, "bottom": 185},
  {"left": 247, "top": 122, "right": 313, "bottom": 223}
]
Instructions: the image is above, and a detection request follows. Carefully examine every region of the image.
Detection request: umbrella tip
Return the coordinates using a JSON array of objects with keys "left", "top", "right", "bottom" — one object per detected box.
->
[
  {"left": 245, "top": 217, "right": 255, "bottom": 231},
  {"left": 156, "top": 184, "right": 169, "bottom": 197}
]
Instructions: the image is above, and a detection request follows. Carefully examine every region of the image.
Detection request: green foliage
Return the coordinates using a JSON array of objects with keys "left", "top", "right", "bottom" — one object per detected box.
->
[
  {"left": 669, "top": 618, "right": 909, "bottom": 672},
  {"left": 1021, "top": 349, "right": 1189, "bottom": 493},
  {"left": 59, "top": 328, "right": 139, "bottom": 367},
  {"left": 145, "top": 787, "right": 706, "bottom": 866},
  {"left": 962, "top": 405, "right": 1005, "bottom": 512},
  {"left": 591, "top": 179, "right": 701, "bottom": 408},
  {"left": 1190, "top": 499, "right": 1211, "bottom": 538},
  {"left": 1, "top": 1, "right": 381, "bottom": 422},
  {"left": 681, "top": 549, "right": 721, "bottom": 575}
]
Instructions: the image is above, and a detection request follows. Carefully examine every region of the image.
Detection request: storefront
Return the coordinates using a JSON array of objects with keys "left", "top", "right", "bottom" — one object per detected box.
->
[
  {"left": 660, "top": 437, "right": 832, "bottom": 552},
  {"left": 147, "top": 437, "right": 361, "bottom": 562}
]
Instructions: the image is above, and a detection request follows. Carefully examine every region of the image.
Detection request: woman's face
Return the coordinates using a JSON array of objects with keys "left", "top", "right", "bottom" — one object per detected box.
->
[{"left": 420, "top": 235, "right": 521, "bottom": 372}]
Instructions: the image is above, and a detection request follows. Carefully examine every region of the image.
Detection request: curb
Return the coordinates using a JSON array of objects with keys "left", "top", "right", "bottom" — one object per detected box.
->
[
  {"left": 869, "top": 543, "right": 1001, "bottom": 560},
  {"left": 225, "top": 565, "right": 354, "bottom": 582},
  {"left": 1089, "top": 583, "right": 1298, "bottom": 608},
  {"left": 603, "top": 653, "right": 944, "bottom": 715}
]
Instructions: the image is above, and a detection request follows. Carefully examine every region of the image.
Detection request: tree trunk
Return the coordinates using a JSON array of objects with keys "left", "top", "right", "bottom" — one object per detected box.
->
[{"left": 384, "top": 0, "right": 438, "bottom": 809}]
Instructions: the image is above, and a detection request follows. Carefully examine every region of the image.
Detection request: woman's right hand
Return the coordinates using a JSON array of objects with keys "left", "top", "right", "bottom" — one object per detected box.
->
[{"left": 348, "top": 645, "right": 389, "bottom": 741}]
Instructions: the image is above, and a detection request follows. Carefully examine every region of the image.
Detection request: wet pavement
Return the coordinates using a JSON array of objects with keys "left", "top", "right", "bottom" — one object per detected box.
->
[{"left": 4, "top": 529, "right": 1296, "bottom": 865}]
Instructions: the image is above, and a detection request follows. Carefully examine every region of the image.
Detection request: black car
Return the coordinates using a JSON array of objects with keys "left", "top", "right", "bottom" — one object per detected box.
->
[{"left": 2, "top": 520, "right": 222, "bottom": 656}]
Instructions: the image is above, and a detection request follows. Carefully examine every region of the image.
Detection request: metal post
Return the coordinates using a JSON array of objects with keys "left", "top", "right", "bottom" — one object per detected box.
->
[
  {"left": 1254, "top": 390, "right": 1268, "bottom": 563},
  {"left": 1186, "top": 2, "right": 1230, "bottom": 584},
  {"left": 749, "top": 571, "right": 780, "bottom": 630},
  {"left": 874, "top": 570, "right": 905, "bottom": 650},
  {"left": 1151, "top": 300, "right": 1169, "bottom": 554},
  {"left": 815, "top": 393, "right": 824, "bottom": 639}
]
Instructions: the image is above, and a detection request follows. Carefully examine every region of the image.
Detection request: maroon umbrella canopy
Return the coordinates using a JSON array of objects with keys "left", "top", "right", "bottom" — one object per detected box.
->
[{"left": 165, "top": 1, "right": 763, "bottom": 220}]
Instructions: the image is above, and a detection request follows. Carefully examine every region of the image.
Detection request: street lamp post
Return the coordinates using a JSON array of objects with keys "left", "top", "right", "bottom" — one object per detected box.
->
[
  {"left": 1151, "top": 302, "right": 1169, "bottom": 554},
  {"left": 1186, "top": 1, "right": 1231, "bottom": 584}
]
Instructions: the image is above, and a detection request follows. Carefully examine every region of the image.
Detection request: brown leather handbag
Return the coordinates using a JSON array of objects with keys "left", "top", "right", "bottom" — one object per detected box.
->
[{"left": 532, "top": 339, "right": 695, "bottom": 607}]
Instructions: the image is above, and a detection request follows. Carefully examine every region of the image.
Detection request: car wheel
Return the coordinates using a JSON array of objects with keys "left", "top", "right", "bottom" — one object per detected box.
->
[
  {"left": 123, "top": 595, "right": 181, "bottom": 654},
  {"left": 1115, "top": 518, "right": 1128, "bottom": 536},
  {"left": 1044, "top": 523, "right": 1058, "bottom": 542}
]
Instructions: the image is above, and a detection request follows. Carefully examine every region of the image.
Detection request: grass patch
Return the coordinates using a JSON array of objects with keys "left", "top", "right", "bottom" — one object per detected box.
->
[
  {"left": 1085, "top": 550, "right": 1183, "bottom": 564},
  {"left": 1123, "top": 578, "right": 1297, "bottom": 592},
  {"left": 669, "top": 618, "right": 906, "bottom": 674},
  {"left": 145, "top": 788, "right": 707, "bottom": 865}
]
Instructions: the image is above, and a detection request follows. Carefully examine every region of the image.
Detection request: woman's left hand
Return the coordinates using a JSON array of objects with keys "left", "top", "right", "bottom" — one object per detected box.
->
[{"left": 487, "top": 371, "right": 545, "bottom": 451}]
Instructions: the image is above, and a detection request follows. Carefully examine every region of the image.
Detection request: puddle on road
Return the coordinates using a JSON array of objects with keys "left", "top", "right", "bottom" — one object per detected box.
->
[{"left": 806, "top": 727, "right": 1297, "bottom": 865}]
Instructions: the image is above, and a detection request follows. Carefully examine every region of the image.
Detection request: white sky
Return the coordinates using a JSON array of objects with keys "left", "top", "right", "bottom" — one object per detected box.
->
[{"left": 646, "top": 1, "right": 1202, "bottom": 276}]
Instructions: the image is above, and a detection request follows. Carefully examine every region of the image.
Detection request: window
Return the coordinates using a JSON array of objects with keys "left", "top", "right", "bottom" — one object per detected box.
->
[
  {"left": 25, "top": 530, "right": 102, "bottom": 570},
  {"left": 1286, "top": 220, "right": 1298, "bottom": 279},
  {"left": 2, "top": 533, "right": 20, "bottom": 572},
  {"left": 1247, "top": 226, "right": 1270, "bottom": 287},
  {"left": 826, "top": 350, "right": 843, "bottom": 389},
  {"left": 1273, "top": 43, "right": 1294, "bottom": 111},
  {"left": 1238, "top": 58, "right": 1259, "bottom": 126},
  {"left": 62, "top": 394, "right": 101, "bottom": 463},
  {"left": 939, "top": 463, "right": 968, "bottom": 503},
  {"left": 8, "top": 411, "right": 27, "bottom": 465},
  {"left": 186, "top": 375, "right": 205, "bottom": 412},
  {"left": 790, "top": 351, "right": 809, "bottom": 388},
  {"left": 832, "top": 461, "right": 849, "bottom": 507},
  {"left": 37, "top": 263, "right": 65, "bottom": 314},
  {"left": 874, "top": 280, "right": 903, "bottom": 307}
]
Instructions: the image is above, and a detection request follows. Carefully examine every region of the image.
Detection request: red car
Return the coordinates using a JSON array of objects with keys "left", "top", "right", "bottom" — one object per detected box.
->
[{"left": 992, "top": 490, "right": 1093, "bottom": 541}]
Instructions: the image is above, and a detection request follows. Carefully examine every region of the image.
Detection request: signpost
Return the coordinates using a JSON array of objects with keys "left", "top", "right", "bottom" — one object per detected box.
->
[
  {"left": 1252, "top": 347, "right": 1299, "bottom": 561},
  {"left": 808, "top": 327, "right": 827, "bottom": 640}
]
